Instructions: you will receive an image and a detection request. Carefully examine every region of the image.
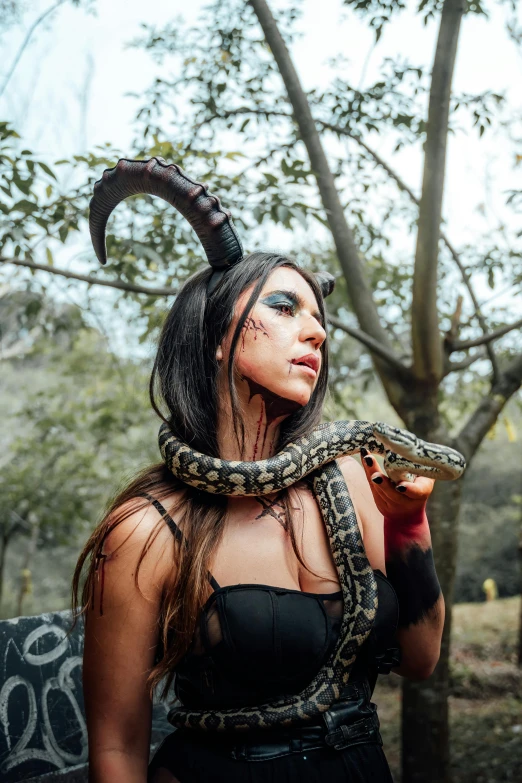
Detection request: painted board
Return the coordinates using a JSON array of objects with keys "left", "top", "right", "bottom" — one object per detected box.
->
[{"left": 0, "top": 611, "right": 172, "bottom": 782}]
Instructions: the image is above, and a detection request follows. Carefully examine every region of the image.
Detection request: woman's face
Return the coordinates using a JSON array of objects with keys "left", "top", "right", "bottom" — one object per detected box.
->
[{"left": 217, "top": 267, "right": 327, "bottom": 416}]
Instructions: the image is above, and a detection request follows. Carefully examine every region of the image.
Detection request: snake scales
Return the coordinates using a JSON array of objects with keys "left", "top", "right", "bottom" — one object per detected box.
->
[{"left": 158, "top": 419, "right": 465, "bottom": 732}]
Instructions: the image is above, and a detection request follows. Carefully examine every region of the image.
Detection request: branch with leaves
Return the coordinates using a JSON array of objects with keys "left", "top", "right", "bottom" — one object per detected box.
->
[
  {"left": 449, "top": 317, "right": 522, "bottom": 352},
  {"left": 2, "top": 257, "right": 178, "bottom": 297},
  {"left": 457, "top": 351, "right": 522, "bottom": 460}
]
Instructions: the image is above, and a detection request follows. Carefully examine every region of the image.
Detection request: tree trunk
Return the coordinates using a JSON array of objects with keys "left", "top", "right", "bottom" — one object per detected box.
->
[
  {"left": 402, "top": 469, "right": 463, "bottom": 783},
  {"left": 0, "top": 533, "right": 9, "bottom": 610},
  {"left": 16, "top": 515, "right": 39, "bottom": 617},
  {"left": 517, "top": 527, "right": 522, "bottom": 669},
  {"left": 411, "top": 0, "right": 465, "bottom": 384},
  {"left": 518, "top": 521, "right": 522, "bottom": 667}
]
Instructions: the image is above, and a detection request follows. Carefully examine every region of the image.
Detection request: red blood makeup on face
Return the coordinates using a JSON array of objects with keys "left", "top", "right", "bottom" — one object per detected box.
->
[
  {"left": 232, "top": 268, "right": 326, "bottom": 407},
  {"left": 218, "top": 268, "right": 327, "bottom": 460},
  {"left": 242, "top": 376, "right": 302, "bottom": 458}
]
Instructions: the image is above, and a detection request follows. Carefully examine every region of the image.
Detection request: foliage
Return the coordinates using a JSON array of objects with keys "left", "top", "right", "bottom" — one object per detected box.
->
[
  {"left": 0, "top": 290, "right": 158, "bottom": 605},
  {"left": 343, "top": 0, "right": 514, "bottom": 41},
  {"left": 124, "top": 0, "right": 522, "bottom": 426},
  {"left": 1, "top": 0, "right": 520, "bottom": 411}
]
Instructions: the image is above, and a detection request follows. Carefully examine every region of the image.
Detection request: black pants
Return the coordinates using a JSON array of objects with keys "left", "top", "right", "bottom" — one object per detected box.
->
[{"left": 148, "top": 728, "right": 394, "bottom": 782}]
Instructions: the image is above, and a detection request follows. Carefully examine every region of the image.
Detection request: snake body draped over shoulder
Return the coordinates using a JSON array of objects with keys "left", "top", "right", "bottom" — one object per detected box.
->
[{"left": 158, "top": 419, "right": 465, "bottom": 732}]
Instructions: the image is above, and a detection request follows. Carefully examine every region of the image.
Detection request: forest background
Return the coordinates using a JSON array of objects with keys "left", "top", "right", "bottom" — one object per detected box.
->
[{"left": 1, "top": 1, "right": 521, "bottom": 782}]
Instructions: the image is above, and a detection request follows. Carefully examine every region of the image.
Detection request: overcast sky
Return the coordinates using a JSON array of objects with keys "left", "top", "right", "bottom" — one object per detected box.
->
[{"left": 1, "top": 0, "right": 521, "bottom": 335}]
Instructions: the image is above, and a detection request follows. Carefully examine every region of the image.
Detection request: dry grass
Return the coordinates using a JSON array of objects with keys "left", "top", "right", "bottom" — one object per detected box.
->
[
  {"left": 373, "top": 596, "right": 522, "bottom": 782},
  {"left": 452, "top": 596, "right": 519, "bottom": 661}
]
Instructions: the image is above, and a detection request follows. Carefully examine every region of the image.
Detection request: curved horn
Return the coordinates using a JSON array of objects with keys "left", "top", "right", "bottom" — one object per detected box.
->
[
  {"left": 89, "top": 157, "right": 244, "bottom": 270},
  {"left": 314, "top": 271, "right": 335, "bottom": 298}
]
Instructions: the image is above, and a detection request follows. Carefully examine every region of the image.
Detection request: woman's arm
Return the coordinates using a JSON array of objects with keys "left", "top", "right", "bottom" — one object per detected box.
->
[
  {"left": 381, "top": 503, "right": 444, "bottom": 680},
  {"left": 339, "top": 455, "right": 443, "bottom": 681},
  {"left": 83, "top": 501, "right": 175, "bottom": 783}
]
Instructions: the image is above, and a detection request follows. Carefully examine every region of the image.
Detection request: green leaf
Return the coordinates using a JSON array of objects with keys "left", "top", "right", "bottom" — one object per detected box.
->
[
  {"left": 263, "top": 172, "right": 278, "bottom": 186},
  {"left": 312, "top": 213, "right": 329, "bottom": 228},
  {"left": 46, "top": 247, "right": 54, "bottom": 267},
  {"left": 12, "top": 199, "right": 38, "bottom": 214},
  {"left": 224, "top": 151, "right": 246, "bottom": 160},
  {"left": 252, "top": 205, "right": 263, "bottom": 223},
  {"left": 13, "top": 175, "right": 32, "bottom": 196},
  {"left": 38, "top": 161, "right": 57, "bottom": 180}
]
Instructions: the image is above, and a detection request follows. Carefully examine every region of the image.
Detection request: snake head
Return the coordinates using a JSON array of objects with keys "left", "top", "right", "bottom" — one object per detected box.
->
[{"left": 372, "top": 422, "right": 466, "bottom": 483}]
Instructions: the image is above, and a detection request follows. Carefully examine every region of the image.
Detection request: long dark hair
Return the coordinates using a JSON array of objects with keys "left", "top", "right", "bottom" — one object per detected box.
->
[{"left": 72, "top": 252, "right": 329, "bottom": 698}]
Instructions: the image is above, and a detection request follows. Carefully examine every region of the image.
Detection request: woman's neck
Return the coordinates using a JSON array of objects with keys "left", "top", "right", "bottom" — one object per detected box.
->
[{"left": 216, "top": 374, "right": 300, "bottom": 461}]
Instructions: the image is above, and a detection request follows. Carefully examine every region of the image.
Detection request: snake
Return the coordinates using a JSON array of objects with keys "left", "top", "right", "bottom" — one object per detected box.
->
[{"left": 158, "top": 419, "right": 465, "bottom": 732}]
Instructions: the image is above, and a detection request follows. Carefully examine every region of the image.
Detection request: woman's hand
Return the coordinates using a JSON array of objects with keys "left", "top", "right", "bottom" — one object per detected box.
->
[
  {"left": 359, "top": 447, "right": 434, "bottom": 523},
  {"left": 359, "top": 447, "right": 443, "bottom": 680}
]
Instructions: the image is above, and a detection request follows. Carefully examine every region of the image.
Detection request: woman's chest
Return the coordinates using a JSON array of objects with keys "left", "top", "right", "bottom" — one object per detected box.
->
[{"left": 209, "top": 483, "right": 365, "bottom": 593}]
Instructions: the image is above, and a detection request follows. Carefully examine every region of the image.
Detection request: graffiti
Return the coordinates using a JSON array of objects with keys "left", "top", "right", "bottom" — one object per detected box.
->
[
  {"left": 0, "top": 610, "right": 173, "bottom": 782},
  {"left": 0, "top": 611, "right": 86, "bottom": 782}
]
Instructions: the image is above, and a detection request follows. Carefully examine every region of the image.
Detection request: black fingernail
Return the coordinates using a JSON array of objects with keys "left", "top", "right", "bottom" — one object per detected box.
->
[
  {"left": 360, "top": 447, "right": 368, "bottom": 457},
  {"left": 372, "top": 476, "right": 383, "bottom": 484},
  {"left": 364, "top": 456, "right": 373, "bottom": 467},
  {"left": 396, "top": 485, "right": 407, "bottom": 492}
]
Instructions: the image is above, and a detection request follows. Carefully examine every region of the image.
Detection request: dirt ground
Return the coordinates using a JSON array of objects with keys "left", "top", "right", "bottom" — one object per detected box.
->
[{"left": 373, "top": 596, "right": 522, "bottom": 782}]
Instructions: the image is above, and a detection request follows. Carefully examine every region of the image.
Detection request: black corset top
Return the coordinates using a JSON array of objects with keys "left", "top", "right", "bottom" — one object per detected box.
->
[{"left": 147, "top": 495, "right": 400, "bottom": 710}]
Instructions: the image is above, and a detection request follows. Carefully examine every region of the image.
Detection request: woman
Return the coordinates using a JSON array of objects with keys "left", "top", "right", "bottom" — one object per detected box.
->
[{"left": 74, "top": 158, "right": 448, "bottom": 783}]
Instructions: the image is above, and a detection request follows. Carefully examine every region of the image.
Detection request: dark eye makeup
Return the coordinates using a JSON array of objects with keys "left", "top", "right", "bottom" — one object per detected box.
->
[
  {"left": 260, "top": 289, "right": 323, "bottom": 326},
  {"left": 261, "top": 292, "right": 297, "bottom": 315}
]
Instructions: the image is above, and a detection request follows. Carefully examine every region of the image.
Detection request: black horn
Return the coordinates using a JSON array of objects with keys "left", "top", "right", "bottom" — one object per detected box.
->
[
  {"left": 314, "top": 271, "right": 335, "bottom": 299},
  {"left": 89, "top": 157, "right": 244, "bottom": 271}
]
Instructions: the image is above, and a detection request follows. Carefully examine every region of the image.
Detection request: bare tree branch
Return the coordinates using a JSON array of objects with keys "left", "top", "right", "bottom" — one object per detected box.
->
[
  {"left": 0, "top": 0, "right": 67, "bottom": 99},
  {"left": 411, "top": 0, "right": 466, "bottom": 383},
  {"left": 202, "top": 106, "right": 500, "bottom": 381},
  {"left": 456, "top": 352, "right": 522, "bottom": 460},
  {"left": 326, "top": 312, "right": 410, "bottom": 375},
  {"left": 248, "top": 0, "right": 396, "bottom": 369},
  {"left": 442, "top": 349, "right": 487, "bottom": 377},
  {"left": 446, "top": 294, "right": 464, "bottom": 344},
  {"left": 328, "top": 121, "right": 499, "bottom": 380},
  {"left": 440, "top": 236, "right": 499, "bottom": 379},
  {"left": 1, "top": 257, "right": 178, "bottom": 297},
  {"left": 450, "top": 317, "right": 522, "bottom": 351}
]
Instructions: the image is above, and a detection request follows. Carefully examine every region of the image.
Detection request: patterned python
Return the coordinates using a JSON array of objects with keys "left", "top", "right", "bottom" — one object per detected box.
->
[{"left": 158, "top": 419, "right": 465, "bottom": 732}]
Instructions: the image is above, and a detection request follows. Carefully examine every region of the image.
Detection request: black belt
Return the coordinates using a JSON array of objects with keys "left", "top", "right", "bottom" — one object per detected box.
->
[{"left": 185, "top": 682, "right": 383, "bottom": 762}]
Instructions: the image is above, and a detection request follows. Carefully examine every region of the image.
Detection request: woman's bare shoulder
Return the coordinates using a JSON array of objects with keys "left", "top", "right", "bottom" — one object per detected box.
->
[{"left": 101, "top": 491, "right": 185, "bottom": 593}]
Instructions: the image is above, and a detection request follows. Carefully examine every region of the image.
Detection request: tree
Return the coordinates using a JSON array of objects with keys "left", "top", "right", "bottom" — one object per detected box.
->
[
  {"left": 518, "top": 513, "right": 522, "bottom": 666},
  {"left": 0, "top": 0, "right": 521, "bottom": 779},
  {"left": 0, "top": 290, "right": 158, "bottom": 610}
]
